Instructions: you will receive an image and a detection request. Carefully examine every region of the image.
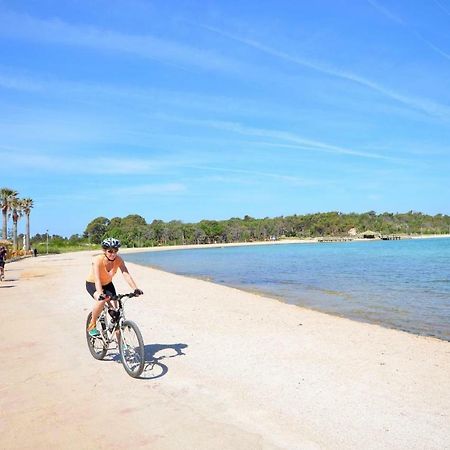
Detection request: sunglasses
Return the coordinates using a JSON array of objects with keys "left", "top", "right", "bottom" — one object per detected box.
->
[{"left": 106, "top": 249, "right": 118, "bottom": 254}]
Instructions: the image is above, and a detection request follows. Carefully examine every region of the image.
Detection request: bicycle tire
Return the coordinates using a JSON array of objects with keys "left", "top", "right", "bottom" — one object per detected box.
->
[
  {"left": 119, "top": 320, "right": 145, "bottom": 378},
  {"left": 86, "top": 312, "right": 108, "bottom": 360}
]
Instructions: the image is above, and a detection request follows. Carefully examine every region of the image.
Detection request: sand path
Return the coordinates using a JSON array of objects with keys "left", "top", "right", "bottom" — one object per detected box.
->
[{"left": 1, "top": 251, "right": 449, "bottom": 449}]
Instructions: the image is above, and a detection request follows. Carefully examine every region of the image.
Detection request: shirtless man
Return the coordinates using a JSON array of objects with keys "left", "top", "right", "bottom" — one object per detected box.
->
[{"left": 85, "top": 238, "right": 143, "bottom": 336}]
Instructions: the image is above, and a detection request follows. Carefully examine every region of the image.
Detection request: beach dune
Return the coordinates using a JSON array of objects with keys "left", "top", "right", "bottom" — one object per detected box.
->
[{"left": 1, "top": 251, "right": 449, "bottom": 449}]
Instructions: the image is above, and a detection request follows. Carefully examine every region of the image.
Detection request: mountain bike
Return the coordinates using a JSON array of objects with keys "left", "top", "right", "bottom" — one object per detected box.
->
[{"left": 86, "top": 292, "right": 145, "bottom": 378}]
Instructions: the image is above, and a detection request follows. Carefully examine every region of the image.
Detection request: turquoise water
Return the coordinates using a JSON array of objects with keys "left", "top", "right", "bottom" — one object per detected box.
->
[{"left": 123, "top": 238, "right": 450, "bottom": 341}]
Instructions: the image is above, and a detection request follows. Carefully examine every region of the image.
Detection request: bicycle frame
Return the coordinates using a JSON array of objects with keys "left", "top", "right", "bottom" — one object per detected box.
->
[{"left": 95, "top": 294, "right": 135, "bottom": 346}]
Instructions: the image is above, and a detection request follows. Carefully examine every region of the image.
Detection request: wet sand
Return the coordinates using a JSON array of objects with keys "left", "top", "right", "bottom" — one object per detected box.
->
[{"left": 1, "top": 251, "right": 449, "bottom": 449}]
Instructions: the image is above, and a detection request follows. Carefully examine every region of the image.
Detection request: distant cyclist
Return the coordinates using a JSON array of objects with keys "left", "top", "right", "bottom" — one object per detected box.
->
[
  {"left": 0, "top": 246, "right": 6, "bottom": 281},
  {"left": 86, "top": 238, "right": 143, "bottom": 337}
]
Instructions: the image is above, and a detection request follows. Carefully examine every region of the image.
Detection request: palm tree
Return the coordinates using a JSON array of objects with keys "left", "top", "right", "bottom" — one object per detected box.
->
[
  {"left": 21, "top": 198, "right": 34, "bottom": 251},
  {"left": 8, "top": 196, "right": 23, "bottom": 251},
  {"left": 1, "top": 188, "right": 18, "bottom": 240}
]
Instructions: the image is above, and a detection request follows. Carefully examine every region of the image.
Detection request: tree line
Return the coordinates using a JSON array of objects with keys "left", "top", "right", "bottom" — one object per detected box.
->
[
  {"left": 3, "top": 187, "right": 446, "bottom": 253},
  {"left": 0, "top": 187, "right": 33, "bottom": 252},
  {"left": 76, "top": 211, "right": 450, "bottom": 248}
]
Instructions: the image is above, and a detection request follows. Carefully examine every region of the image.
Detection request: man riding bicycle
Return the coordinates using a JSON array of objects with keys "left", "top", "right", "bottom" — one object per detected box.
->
[{"left": 86, "top": 238, "right": 143, "bottom": 337}]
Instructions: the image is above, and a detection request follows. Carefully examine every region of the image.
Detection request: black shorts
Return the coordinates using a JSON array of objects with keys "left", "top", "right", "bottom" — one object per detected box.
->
[
  {"left": 86, "top": 281, "right": 116, "bottom": 300},
  {"left": 0, "top": 261, "right": 4, "bottom": 268}
]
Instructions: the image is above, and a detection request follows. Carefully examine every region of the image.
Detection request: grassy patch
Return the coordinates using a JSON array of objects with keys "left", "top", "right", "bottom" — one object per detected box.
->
[{"left": 34, "top": 243, "right": 97, "bottom": 254}]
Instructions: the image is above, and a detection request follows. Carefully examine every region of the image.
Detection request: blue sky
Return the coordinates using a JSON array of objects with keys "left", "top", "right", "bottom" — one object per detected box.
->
[{"left": 1, "top": 0, "right": 450, "bottom": 237}]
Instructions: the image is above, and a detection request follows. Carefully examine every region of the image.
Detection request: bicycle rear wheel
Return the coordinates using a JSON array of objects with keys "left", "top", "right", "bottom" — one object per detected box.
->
[
  {"left": 86, "top": 312, "right": 108, "bottom": 360},
  {"left": 119, "top": 320, "right": 145, "bottom": 378}
]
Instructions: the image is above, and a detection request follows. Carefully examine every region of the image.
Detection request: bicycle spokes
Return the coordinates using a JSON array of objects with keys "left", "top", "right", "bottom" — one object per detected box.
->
[
  {"left": 122, "top": 328, "right": 139, "bottom": 361},
  {"left": 119, "top": 322, "right": 145, "bottom": 377},
  {"left": 86, "top": 312, "right": 108, "bottom": 360}
]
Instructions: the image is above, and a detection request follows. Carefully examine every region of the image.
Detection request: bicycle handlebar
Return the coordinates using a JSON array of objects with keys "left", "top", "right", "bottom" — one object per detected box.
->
[
  {"left": 112, "top": 292, "right": 141, "bottom": 301},
  {"left": 99, "top": 292, "right": 142, "bottom": 301}
]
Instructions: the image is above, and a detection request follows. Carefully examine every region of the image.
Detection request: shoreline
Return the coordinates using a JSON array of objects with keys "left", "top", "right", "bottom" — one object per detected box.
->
[
  {"left": 12, "top": 234, "right": 449, "bottom": 343},
  {"left": 2, "top": 251, "right": 450, "bottom": 448},
  {"left": 118, "top": 233, "right": 450, "bottom": 254},
  {"left": 120, "top": 236, "right": 450, "bottom": 343},
  {"left": 124, "top": 261, "right": 449, "bottom": 344}
]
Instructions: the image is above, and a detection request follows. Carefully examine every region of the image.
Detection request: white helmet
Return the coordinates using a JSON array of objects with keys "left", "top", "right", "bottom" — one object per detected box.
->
[{"left": 101, "top": 237, "right": 121, "bottom": 249}]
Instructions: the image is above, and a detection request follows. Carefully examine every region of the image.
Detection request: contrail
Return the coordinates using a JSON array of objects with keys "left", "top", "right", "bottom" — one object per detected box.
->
[
  {"left": 431, "top": 0, "right": 450, "bottom": 17},
  {"left": 367, "top": 0, "right": 450, "bottom": 62},
  {"left": 202, "top": 24, "right": 450, "bottom": 120}
]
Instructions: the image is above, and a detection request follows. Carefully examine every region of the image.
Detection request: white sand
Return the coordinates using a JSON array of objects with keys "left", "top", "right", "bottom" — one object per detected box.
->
[{"left": 1, "top": 251, "right": 449, "bottom": 449}]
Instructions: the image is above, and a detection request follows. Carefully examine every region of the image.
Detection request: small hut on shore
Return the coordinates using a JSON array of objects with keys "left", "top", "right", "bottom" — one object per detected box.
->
[{"left": 361, "top": 230, "right": 379, "bottom": 239}]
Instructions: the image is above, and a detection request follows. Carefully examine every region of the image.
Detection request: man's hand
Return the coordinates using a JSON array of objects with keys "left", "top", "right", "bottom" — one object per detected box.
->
[{"left": 98, "top": 292, "right": 112, "bottom": 301}]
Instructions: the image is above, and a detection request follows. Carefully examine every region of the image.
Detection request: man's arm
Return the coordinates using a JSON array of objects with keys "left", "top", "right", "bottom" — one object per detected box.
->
[
  {"left": 118, "top": 257, "right": 139, "bottom": 291},
  {"left": 93, "top": 259, "right": 104, "bottom": 296}
]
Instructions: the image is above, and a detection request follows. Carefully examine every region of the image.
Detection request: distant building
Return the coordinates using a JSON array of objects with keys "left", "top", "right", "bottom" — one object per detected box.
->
[{"left": 362, "top": 230, "right": 379, "bottom": 239}]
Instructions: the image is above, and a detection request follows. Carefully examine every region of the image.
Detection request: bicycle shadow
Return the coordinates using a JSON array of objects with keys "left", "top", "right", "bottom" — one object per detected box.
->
[
  {"left": 140, "top": 343, "right": 188, "bottom": 380},
  {"left": 109, "top": 342, "right": 188, "bottom": 380}
]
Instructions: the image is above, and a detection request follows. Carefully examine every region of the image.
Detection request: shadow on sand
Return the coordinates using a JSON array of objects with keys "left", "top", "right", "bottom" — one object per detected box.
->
[{"left": 107, "top": 342, "right": 188, "bottom": 380}]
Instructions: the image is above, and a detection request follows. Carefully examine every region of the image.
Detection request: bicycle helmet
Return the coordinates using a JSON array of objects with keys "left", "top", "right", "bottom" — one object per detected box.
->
[{"left": 101, "top": 237, "right": 121, "bottom": 249}]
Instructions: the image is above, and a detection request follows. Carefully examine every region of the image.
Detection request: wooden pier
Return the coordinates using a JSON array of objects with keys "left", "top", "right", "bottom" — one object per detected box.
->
[
  {"left": 317, "top": 235, "right": 402, "bottom": 242},
  {"left": 318, "top": 237, "right": 354, "bottom": 243}
]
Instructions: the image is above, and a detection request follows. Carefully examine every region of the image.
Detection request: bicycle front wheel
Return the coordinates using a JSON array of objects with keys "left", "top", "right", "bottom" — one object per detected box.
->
[
  {"left": 86, "top": 312, "right": 108, "bottom": 360},
  {"left": 119, "top": 320, "right": 145, "bottom": 378}
]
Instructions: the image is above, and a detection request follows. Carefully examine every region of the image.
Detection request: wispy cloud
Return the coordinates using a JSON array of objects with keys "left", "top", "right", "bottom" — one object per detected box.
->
[
  {"left": 4, "top": 142, "right": 325, "bottom": 191},
  {"left": 201, "top": 24, "right": 450, "bottom": 120},
  {"left": 110, "top": 183, "right": 186, "bottom": 196},
  {"left": 186, "top": 164, "right": 322, "bottom": 187},
  {"left": 159, "top": 115, "right": 399, "bottom": 161},
  {"left": 0, "top": 73, "right": 43, "bottom": 91},
  {"left": 411, "top": 31, "right": 450, "bottom": 61},
  {"left": 367, "top": 0, "right": 450, "bottom": 62},
  {"left": 431, "top": 0, "right": 450, "bottom": 17},
  {"left": 0, "top": 147, "right": 175, "bottom": 175},
  {"left": 366, "top": 0, "right": 404, "bottom": 24},
  {"left": 0, "top": 70, "right": 279, "bottom": 121},
  {"left": 0, "top": 147, "right": 62, "bottom": 171},
  {"left": 0, "top": 9, "right": 242, "bottom": 74},
  {"left": 89, "top": 157, "right": 162, "bottom": 174},
  {"left": 36, "top": 182, "right": 186, "bottom": 209},
  {"left": 0, "top": 81, "right": 414, "bottom": 166}
]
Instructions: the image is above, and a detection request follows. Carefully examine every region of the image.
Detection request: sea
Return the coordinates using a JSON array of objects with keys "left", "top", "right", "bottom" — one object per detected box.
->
[{"left": 123, "top": 238, "right": 450, "bottom": 341}]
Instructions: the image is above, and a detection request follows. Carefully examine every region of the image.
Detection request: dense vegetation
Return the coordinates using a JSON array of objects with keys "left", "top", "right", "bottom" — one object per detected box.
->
[
  {"left": 9, "top": 176, "right": 446, "bottom": 254},
  {"left": 27, "top": 211, "right": 450, "bottom": 252},
  {"left": 64, "top": 211, "right": 450, "bottom": 248}
]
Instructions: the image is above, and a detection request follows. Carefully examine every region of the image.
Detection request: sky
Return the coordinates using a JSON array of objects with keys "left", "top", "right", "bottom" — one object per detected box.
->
[{"left": 1, "top": 0, "right": 450, "bottom": 237}]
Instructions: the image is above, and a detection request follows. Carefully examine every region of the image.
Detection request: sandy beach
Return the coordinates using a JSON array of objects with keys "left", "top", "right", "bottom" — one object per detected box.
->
[{"left": 1, "top": 251, "right": 450, "bottom": 450}]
